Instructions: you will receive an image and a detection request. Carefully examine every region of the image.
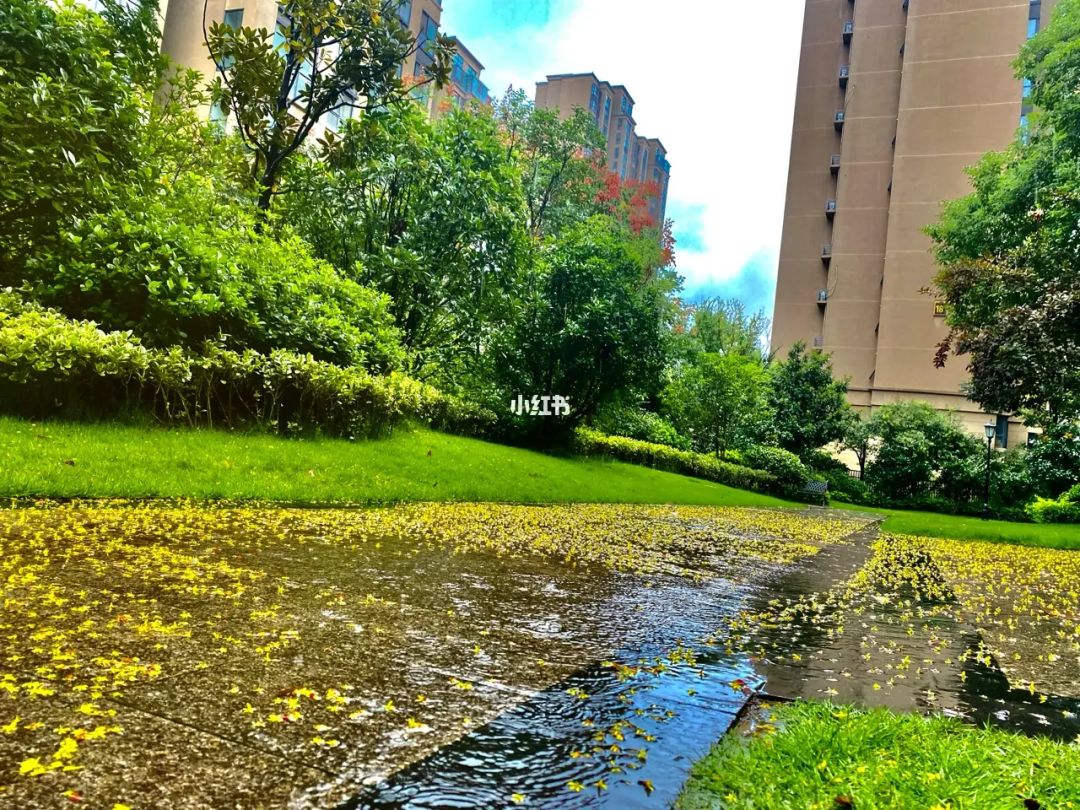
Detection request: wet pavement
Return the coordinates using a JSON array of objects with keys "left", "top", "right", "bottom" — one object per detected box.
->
[
  {"left": 0, "top": 503, "right": 867, "bottom": 808},
  {"left": 1, "top": 504, "right": 1077, "bottom": 809}
]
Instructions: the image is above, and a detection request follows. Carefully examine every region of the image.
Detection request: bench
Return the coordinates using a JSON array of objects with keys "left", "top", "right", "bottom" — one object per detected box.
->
[{"left": 803, "top": 479, "right": 829, "bottom": 507}]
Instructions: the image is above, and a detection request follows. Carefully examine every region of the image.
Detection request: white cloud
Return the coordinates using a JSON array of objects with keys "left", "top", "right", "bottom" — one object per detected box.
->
[{"left": 441, "top": 0, "right": 806, "bottom": 315}]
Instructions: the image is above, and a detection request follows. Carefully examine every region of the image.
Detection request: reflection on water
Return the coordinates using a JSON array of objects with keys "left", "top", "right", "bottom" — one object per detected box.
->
[{"left": 352, "top": 528, "right": 1080, "bottom": 809}]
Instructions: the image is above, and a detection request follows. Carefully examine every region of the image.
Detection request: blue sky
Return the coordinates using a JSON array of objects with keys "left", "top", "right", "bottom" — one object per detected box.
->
[{"left": 440, "top": 0, "right": 807, "bottom": 325}]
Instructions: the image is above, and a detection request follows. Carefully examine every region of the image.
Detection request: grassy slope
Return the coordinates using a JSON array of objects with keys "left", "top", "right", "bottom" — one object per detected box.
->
[
  {"left": 678, "top": 701, "right": 1080, "bottom": 810},
  {"left": 0, "top": 417, "right": 792, "bottom": 507},
  {"left": 1, "top": 417, "right": 1075, "bottom": 548}
]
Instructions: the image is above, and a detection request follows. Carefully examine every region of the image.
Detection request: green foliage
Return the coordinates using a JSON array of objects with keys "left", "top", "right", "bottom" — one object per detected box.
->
[
  {"left": 494, "top": 217, "right": 670, "bottom": 432},
  {"left": 493, "top": 89, "right": 606, "bottom": 238},
  {"left": 767, "top": 342, "right": 853, "bottom": 456},
  {"left": 207, "top": 0, "right": 454, "bottom": 210},
  {"left": 927, "top": 0, "right": 1080, "bottom": 423},
  {"left": 20, "top": 176, "right": 403, "bottom": 370},
  {"left": 741, "top": 445, "right": 811, "bottom": 496},
  {"left": 283, "top": 105, "right": 528, "bottom": 381},
  {"left": 663, "top": 353, "right": 771, "bottom": 456},
  {"left": 1026, "top": 496, "right": 1080, "bottom": 524},
  {"left": 864, "top": 403, "right": 984, "bottom": 504},
  {"left": 0, "top": 293, "right": 488, "bottom": 437},
  {"left": 0, "top": 0, "right": 148, "bottom": 266},
  {"left": 676, "top": 297, "right": 769, "bottom": 361},
  {"left": 1026, "top": 427, "right": 1080, "bottom": 497},
  {"left": 574, "top": 428, "right": 779, "bottom": 494},
  {"left": 591, "top": 402, "right": 691, "bottom": 450}
]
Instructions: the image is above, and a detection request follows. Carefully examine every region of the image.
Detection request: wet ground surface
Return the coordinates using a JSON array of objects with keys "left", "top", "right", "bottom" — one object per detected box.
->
[
  {"left": 1, "top": 504, "right": 1077, "bottom": 809},
  {"left": 0, "top": 503, "right": 866, "bottom": 809}
]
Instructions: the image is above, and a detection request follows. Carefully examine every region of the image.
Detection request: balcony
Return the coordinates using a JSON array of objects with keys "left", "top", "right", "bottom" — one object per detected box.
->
[
  {"left": 825, "top": 199, "right": 837, "bottom": 218},
  {"left": 839, "top": 64, "right": 850, "bottom": 88},
  {"left": 834, "top": 110, "right": 845, "bottom": 130},
  {"left": 817, "top": 290, "right": 829, "bottom": 305},
  {"left": 830, "top": 154, "right": 841, "bottom": 174},
  {"left": 821, "top": 244, "right": 833, "bottom": 263},
  {"left": 843, "top": 20, "right": 854, "bottom": 44}
]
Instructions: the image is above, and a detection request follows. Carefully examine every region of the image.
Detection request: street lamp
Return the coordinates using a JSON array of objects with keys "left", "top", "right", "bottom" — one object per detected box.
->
[{"left": 983, "top": 422, "right": 996, "bottom": 520}]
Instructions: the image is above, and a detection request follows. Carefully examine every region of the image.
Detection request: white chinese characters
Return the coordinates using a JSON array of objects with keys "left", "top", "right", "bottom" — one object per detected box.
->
[{"left": 509, "top": 395, "right": 572, "bottom": 417}]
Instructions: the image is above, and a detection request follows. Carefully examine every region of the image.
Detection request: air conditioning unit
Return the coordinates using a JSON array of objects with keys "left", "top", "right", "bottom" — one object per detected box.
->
[
  {"left": 826, "top": 199, "right": 838, "bottom": 216},
  {"left": 839, "top": 65, "right": 850, "bottom": 87},
  {"left": 818, "top": 290, "right": 829, "bottom": 303},
  {"left": 843, "top": 20, "right": 854, "bottom": 43},
  {"left": 830, "top": 154, "right": 842, "bottom": 173},
  {"left": 813, "top": 336, "right": 825, "bottom": 348},
  {"left": 821, "top": 244, "right": 833, "bottom": 260},
  {"left": 834, "top": 110, "right": 846, "bottom": 130}
]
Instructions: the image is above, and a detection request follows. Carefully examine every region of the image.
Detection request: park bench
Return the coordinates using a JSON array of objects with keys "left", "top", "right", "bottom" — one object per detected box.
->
[{"left": 803, "top": 479, "right": 829, "bottom": 507}]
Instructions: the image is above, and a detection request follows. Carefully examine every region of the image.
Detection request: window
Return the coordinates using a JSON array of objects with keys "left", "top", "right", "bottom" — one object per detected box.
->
[
  {"left": 589, "top": 84, "right": 600, "bottom": 113},
  {"left": 1023, "top": 78, "right": 1033, "bottom": 98},
  {"left": 396, "top": 0, "right": 412, "bottom": 26},
  {"left": 1027, "top": 17, "right": 1039, "bottom": 38},
  {"left": 223, "top": 8, "right": 244, "bottom": 28},
  {"left": 995, "top": 414, "right": 1009, "bottom": 449},
  {"left": 603, "top": 96, "right": 611, "bottom": 132}
]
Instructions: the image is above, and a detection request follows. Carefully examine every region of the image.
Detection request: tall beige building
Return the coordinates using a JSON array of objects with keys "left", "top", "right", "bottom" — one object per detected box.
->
[
  {"left": 536, "top": 73, "right": 671, "bottom": 224},
  {"left": 158, "top": 0, "right": 461, "bottom": 125},
  {"left": 772, "top": 0, "right": 1055, "bottom": 447}
]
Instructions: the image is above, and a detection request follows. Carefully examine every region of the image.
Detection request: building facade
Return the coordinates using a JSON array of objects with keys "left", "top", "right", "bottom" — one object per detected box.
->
[
  {"left": 535, "top": 73, "right": 671, "bottom": 224},
  {"left": 772, "top": 0, "right": 1058, "bottom": 448},
  {"left": 157, "top": 0, "right": 480, "bottom": 128}
]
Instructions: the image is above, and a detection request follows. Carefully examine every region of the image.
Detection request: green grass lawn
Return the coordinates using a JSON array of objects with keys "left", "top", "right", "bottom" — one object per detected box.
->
[
  {"left": 678, "top": 700, "right": 1080, "bottom": 810},
  {"left": 0, "top": 416, "right": 791, "bottom": 507},
  {"left": 1, "top": 417, "right": 1075, "bottom": 549},
  {"left": 834, "top": 501, "right": 1080, "bottom": 550}
]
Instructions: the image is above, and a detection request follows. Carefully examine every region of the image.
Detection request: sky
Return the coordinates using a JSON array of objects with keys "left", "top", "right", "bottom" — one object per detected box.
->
[{"left": 439, "top": 0, "right": 807, "bottom": 322}]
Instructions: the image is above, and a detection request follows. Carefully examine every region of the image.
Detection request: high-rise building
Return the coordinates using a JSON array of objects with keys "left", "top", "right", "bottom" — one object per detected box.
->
[
  {"left": 432, "top": 36, "right": 492, "bottom": 116},
  {"left": 157, "top": 0, "right": 451, "bottom": 127},
  {"left": 535, "top": 73, "right": 671, "bottom": 224},
  {"left": 772, "top": 0, "right": 1057, "bottom": 447}
]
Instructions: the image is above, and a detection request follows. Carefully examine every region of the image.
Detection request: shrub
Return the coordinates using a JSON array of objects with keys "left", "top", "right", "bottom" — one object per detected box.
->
[
  {"left": 20, "top": 181, "right": 405, "bottom": 372},
  {"left": 741, "top": 445, "right": 811, "bottom": 495},
  {"left": 573, "top": 428, "right": 777, "bottom": 493},
  {"left": 0, "top": 293, "right": 492, "bottom": 437},
  {"left": 1026, "top": 496, "right": 1080, "bottom": 524},
  {"left": 592, "top": 403, "right": 691, "bottom": 450}
]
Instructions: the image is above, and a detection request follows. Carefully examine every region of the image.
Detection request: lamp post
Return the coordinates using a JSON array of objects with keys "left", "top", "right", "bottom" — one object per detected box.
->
[{"left": 983, "top": 422, "right": 996, "bottom": 520}]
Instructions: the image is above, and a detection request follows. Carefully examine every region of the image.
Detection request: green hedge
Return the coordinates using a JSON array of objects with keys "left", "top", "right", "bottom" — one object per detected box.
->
[
  {"left": 574, "top": 428, "right": 778, "bottom": 493},
  {"left": 0, "top": 293, "right": 494, "bottom": 437},
  {"left": 1026, "top": 496, "right": 1080, "bottom": 524}
]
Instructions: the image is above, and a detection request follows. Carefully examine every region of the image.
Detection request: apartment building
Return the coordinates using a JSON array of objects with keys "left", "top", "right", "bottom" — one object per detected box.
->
[
  {"left": 157, "top": 0, "right": 477, "bottom": 127},
  {"left": 535, "top": 73, "right": 671, "bottom": 224},
  {"left": 772, "top": 0, "right": 1057, "bottom": 447}
]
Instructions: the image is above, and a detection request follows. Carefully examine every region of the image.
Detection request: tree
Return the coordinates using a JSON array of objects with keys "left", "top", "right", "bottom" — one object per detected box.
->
[
  {"left": 927, "top": 0, "right": 1080, "bottom": 425},
  {"left": 493, "top": 88, "right": 605, "bottom": 238},
  {"left": 863, "top": 402, "right": 983, "bottom": 503},
  {"left": 662, "top": 353, "right": 771, "bottom": 456},
  {"left": 678, "top": 298, "right": 770, "bottom": 361},
  {"left": 206, "top": 0, "right": 454, "bottom": 212},
  {"left": 0, "top": 0, "right": 152, "bottom": 271},
  {"left": 282, "top": 104, "right": 529, "bottom": 381},
  {"left": 842, "top": 416, "right": 874, "bottom": 479},
  {"left": 767, "top": 343, "right": 853, "bottom": 456},
  {"left": 493, "top": 216, "right": 670, "bottom": 433}
]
